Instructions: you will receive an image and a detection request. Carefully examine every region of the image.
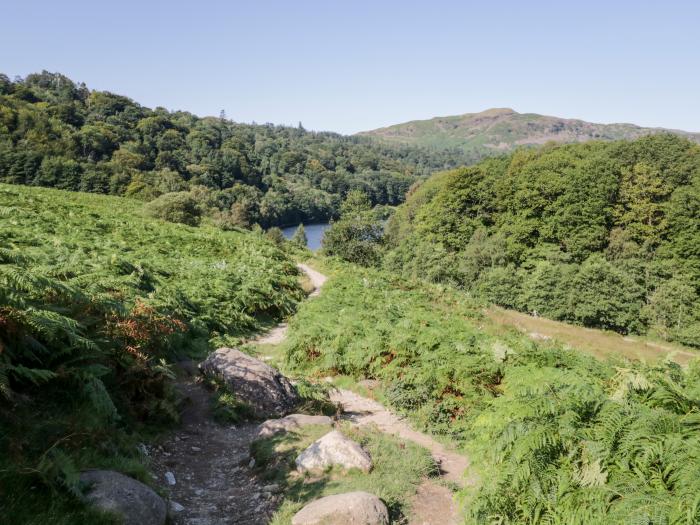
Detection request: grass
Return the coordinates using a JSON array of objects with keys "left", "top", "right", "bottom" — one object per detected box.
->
[
  {"left": 487, "top": 306, "right": 699, "bottom": 365},
  {"left": 251, "top": 423, "right": 437, "bottom": 524}
]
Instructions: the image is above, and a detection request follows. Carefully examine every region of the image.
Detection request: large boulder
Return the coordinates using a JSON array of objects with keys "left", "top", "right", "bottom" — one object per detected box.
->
[
  {"left": 295, "top": 430, "right": 372, "bottom": 473},
  {"left": 79, "top": 470, "right": 166, "bottom": 525},
  {"left": 256, "top": 414, "right": 334, "bottom": 439},
  {"left": 200, "top": 347, "right": 299, "bottom": 417},
  {"left": 291, "top": 491, "right": 389, "bottom": 525}
]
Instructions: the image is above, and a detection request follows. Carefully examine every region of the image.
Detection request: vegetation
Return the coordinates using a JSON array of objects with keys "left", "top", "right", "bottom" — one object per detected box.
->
[
  {"left": 0, "top": 183, "right": 304, "bottom": 521},
  {"left": 359, "top": 107, "right": 700, "bottom": 164},
  {"left": 290, "top": 223, "right": 307, "bottom": 248},
  {"left": 251, "top": 423, "right": 437, "bottom": 524},
  {"left": 282, "top": 265, "right": 700, "bottom": 524},
  {"left": 321, "top": 190, "right": 386, "bottom": 266},
  {"left": 0, "top": 71, "right": 462, "bottom": 229},
  {"left": 385, "top": 134, "right": 700, "bottom": 346}
]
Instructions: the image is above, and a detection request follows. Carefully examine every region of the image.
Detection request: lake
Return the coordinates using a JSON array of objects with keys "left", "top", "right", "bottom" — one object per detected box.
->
[{"left": 281, "top": 222, "right": 331, "bottom": 250}]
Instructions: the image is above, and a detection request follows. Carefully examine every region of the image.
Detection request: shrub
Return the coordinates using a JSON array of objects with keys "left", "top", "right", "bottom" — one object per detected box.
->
[{"left": 144, "top": 191, "right": 201, "bottom": 226}]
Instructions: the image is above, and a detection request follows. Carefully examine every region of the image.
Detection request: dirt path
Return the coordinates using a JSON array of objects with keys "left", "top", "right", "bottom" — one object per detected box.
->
[
  {"left": 252, "top": 263, "right": 327, "bottom": 346},
  {"left": 329, "top": 388, "right": 472, "bottom": 525},
  {"left": 153, "top": 263, "right": 469, "bottom": 524},
  {"left": 150, "top": 378, "right": 277, "bottom": 524}
]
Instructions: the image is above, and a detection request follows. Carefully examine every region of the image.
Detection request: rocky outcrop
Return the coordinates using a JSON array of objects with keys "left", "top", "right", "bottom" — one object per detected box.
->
[
  {"left": 200, "top": 347, "right": 299, "bottom": 417},
  {"left": 291, "top": 491, "right": 389, "bottom": 525},
  {"left": 295, "top": 430, "right": 372, "bottom": 473},
  {"left": 256, "top": 414, "right": 333, "bottom": 439},
  {"left": 79, "top": 470, "right": 167, "bottom": 525}
]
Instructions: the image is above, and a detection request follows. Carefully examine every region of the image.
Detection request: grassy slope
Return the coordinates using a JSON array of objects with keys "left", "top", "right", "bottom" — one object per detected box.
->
[
  {"left": 0, "top": 184, "right": 304, "bottom": 523},
  {"left": 359, "top": 108, "right": 700, "bottom": 160},
  {"left": 280, "top": 263, "right": 700, "bottom": 524}
]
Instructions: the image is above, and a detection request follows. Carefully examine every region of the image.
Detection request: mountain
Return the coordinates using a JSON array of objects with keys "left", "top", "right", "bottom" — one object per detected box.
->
[{"left": 358, "top": 108, "right": 700, "bottom": 163}]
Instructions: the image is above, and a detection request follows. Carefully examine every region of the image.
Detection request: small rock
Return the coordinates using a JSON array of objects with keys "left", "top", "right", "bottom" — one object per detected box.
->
[
  {"left": 170, "top": 501, "right": 185, "bottom": 513},
  {"left": 137, "top": 443, "right": 149, "bottom": 456},
  {"left": 80, "top": 470, "right": 167, "bottom": 525},
  {"left": 191, "top": 446, "right": 201, "bottom": 452},
  {"left": 295, "top": 430, "right": 372, "bottom": 473},
  {"left": 164, "top": 471, "right": 176, "bottom": 485},
  {"left": 194, "top": 488, "right": 205, "bottom": 496},
  {"left": 248, "top": 458, "right": 256, "bottom": 468},
  {"left": 263, "top": 483, "right": 281, "bottom": 493},
  {"left": 291, "top": 491, "right": 388, "bottom": 525}
]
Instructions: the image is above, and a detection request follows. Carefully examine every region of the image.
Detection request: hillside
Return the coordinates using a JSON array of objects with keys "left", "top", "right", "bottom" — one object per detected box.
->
[
  {"left": 0, "top": 71, "right": 462, "bottom": 229},
  {"left": 0, "top": 184, "right": 305, "bottom": 523},
  {"left": 382, "top": 134, "right": 700, "bottom": 347},
  {"left": 358, "top": 108, "right": 700, "bottom": 164}
]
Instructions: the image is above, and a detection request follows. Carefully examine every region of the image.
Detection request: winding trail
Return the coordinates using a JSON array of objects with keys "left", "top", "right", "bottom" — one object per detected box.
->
[
  {"left": 263, "top": 263, "right": 471, "bottom": 524},
  {"left": 153, "top": 262, "right": 470, "bottom": 524}
]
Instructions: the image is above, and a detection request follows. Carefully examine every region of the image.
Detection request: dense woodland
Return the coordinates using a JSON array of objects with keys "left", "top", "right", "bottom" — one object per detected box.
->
[
  {"left": 373, "top": 134, "right": 700, "bottom": 347},
  {"left": 0, "top": 72, "right": 460, "bottom": 227}
]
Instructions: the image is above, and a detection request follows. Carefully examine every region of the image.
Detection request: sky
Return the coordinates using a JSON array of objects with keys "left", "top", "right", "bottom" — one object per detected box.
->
[{"left": 3, "top": 0, "right": 699, "bottom": 134}]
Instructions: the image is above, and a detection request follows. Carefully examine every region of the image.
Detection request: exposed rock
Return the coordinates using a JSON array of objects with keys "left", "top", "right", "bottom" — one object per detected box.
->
[
  {"left": 291, "top": 491, "right": 388, "bottom": 525},
  {"left": 170, "top": 500, "right": 185, "bottom": 513},
  {"left": 164, "top": 471, "right": 176, "bottom": 485},
  {"left": 200, "top": 347, "right": 299, "bottom": 417},
  {"left": 255, "top": 414, "right": 333, "bottom": 439},
  {"left": 295, "top": 430, "right": 372, "bottom": 473},
  {"left": 79, "top": 470, "right": 166, "bottom": 525}
]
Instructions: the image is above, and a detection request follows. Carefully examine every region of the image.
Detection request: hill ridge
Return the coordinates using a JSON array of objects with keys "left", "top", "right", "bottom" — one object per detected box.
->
[{"left": 358, "top": 108, "right": 700, "bottom": 163}]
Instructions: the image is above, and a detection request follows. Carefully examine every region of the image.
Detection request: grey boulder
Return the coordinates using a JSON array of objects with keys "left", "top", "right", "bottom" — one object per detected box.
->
[
  {"left": 295, "top": 430, "right": 372, "bottom": 473},
  {"left": 80, "top": 470, "right": 166, "bottom": 525},
  {"left": 291, "top": 491, "right": 389, "bottom": 525},
  {"left": 200, "top": 347, "right": 299, "bottom": 417},
  {"left": 256, "top": 414, "right": 333, "bottom": 439}
]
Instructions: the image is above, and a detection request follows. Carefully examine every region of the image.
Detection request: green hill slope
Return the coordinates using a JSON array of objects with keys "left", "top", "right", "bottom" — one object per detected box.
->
[
  {"left": 359, "top": 108, "right": 700, "bottom": 164},
  {"left": 0, "top": 183, "right": 303, "bottom": 522}
]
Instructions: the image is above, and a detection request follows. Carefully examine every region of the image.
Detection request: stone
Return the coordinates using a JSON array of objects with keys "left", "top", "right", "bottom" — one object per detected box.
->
[
  {"left": 79, "top": 470, "right": 167, "bottom": 525},
  {"left": 200, "top": 347, "right": 299, "bottom": 417},
  {"left": 255, "top": 414, "right": 333, "bottom": 439},
  {"left": 170, "top": 501, "right": 185, "bottom": 512},
  {"left": 295, "top": 430, "right": 372, "bottom": 473},
  {"left": 164, "top": 471, "right": 176, "bottom": 485},
  {"left": 291, "top": 491, "right": 389, "bottom": 525}
]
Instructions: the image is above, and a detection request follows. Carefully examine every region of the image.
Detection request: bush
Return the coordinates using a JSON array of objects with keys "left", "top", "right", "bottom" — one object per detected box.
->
[{"left": 144, "top": 191, "right": 201, "bottom": 226}]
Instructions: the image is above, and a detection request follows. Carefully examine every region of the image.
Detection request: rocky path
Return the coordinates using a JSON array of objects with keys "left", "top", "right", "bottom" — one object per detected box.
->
[
  {"left": 329, "top": 388, "right": 472, "bottom": 525},
  {"left": 150, "top": 379, "right": 277, "bottom": 525},
  {"left": 153, "top": 262, "right": 470, "bottom": 524}
]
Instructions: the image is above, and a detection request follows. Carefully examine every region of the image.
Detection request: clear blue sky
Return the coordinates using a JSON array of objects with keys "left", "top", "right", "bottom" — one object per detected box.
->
[{"left": 3, "top": 0, "right": 699, "bottom": 134}]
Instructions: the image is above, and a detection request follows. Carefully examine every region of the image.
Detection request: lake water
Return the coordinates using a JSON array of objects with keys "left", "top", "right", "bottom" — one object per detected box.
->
[{"left": 281, "top": 222, "right": 331, "bottom": 250}]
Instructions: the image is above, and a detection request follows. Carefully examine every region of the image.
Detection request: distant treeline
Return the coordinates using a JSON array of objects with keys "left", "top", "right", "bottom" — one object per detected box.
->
[{"left": 0, "top": 71, "right": 461, "bottom": 227}]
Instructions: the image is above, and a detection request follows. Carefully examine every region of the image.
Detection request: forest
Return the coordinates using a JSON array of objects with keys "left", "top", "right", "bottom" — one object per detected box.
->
[
  {"left": 368, "top": 134, "right": 700, "bottom": 347},
  {"left": 0, "top": 71, "right": 461, "bottom": 228}
]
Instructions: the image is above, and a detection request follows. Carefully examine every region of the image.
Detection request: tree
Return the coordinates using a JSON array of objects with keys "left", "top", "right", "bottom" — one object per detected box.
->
[
  {"left": 265, "top": 227, "right": 285, "bottom": 246},
  {"left": 291, "top": 223, "right": 307, "bottom": 248}
]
